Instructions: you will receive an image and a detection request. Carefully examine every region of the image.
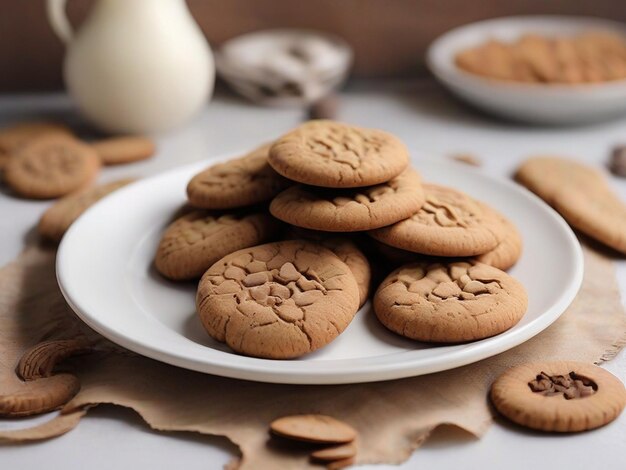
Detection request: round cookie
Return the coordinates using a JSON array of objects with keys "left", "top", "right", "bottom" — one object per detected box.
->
[
  {"left": 4, "top": 135, "right": 100, "bottom": 199},
  {"left": 187, "top": 144, "right": 291, "bottom": 209},
  {"left": 270, "top": 169, "right": 424, "bottom": 232},
  {"left": 92, "top": 136, "right": 155, "bottom": 165},
  {"left": 474, "top": 202, "right": 522, "bottom": 271},
  {"left": 155, "top": 210, "right": 280, "bottom": 281},
  {"left": 374, "top": 260, "right": 528, "bottom": 342},
  {"left": 0, "top": 121, "right": 73, "bottom": 170},
  {"left": 270, "top": 414, "right": 357, "bottom": 444},
  {"left": 196, "top": 240, "right": 360, "bottom": 359},
  {"left": 491, "top": 361, "right": 626, "bottom": 432},
  {"left": 38, "top": 178, "right": 134, "bottom": 242},
  {"left": 369, "top": 183, "right": 500, "bottom": 257},
  {"left": 268, "top": 120, "right": 409, "bottom": 188}
]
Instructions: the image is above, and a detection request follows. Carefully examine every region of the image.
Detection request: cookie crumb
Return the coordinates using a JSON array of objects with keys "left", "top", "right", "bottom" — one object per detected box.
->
[{"left": 451, "top": 153, "right": 481, "bottom": 167}]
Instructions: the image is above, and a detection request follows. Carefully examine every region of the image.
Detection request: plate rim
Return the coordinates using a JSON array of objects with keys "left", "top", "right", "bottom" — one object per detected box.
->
[{"left": 57, "top": 155, "right": 584, "bottom": 384}]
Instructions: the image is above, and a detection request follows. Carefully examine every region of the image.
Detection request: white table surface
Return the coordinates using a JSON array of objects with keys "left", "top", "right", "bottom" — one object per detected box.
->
[{"left": 1, "top": 80, "right": 626, "bottom": 469}]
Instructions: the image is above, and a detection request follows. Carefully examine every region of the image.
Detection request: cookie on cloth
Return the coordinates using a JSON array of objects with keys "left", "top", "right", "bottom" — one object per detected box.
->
[
  {"left": 270, "top": 414, "right": 357, "bottom": 444},
  {"left": 4, "top": 135, "right": 100, "bottom": 199},
  {"left": 155, "top": 210, "right": 280, "bottom": 281},
  {"left": 196, "top": 240, "right": 360, "bottom": 359},
  {"left": 92, "top": 136, "right": 155, "bottom": 165},
  {"left": 268, "top": 120, "right": 409, "bottom": 188},
  {"left": 373, "top": 260, "right": 527, "bottom": 342},
  {"left": 491, "top": 361, "right": 626, "bottom": 432},
  {"left": 187, "top": 143, "right": 290, "bottom": 209},
  {"left": 270, "top": 169, "right": 424, "bottom": 232},
  {"left": 369, "top": 183, "right": 500, "bottom": 257}
]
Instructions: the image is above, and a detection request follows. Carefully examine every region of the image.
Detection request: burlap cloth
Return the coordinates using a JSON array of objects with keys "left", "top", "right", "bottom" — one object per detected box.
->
[{"left": 1, "top": 240, "right": 625, "bottom": 469}]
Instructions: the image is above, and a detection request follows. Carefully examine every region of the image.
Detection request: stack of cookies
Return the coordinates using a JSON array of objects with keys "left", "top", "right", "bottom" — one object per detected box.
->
[{"left": 154, "top": 120, "right": 528, "bottom": 360}]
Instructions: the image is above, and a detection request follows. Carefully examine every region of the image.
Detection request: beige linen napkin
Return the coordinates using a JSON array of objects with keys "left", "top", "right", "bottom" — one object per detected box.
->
[{"left": 1, "top": 241, "right": 625, "bottom": 469}]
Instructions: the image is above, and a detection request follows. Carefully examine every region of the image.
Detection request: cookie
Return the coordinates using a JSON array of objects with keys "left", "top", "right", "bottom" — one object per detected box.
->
[
  {"left": 4, "top": 135, "right": 100, "bottom": 199},
  {"left": 155, "top": 210, "right": 280, "bottom": 281},
  {"left": 270, "top": 414, "right": 357, "bottom": 444},
  {"left": 284, "top": 228, "right": 371, "bottom": 306},
  {"left": 196, "top": 240, "right": 360, "bottom": 359},
  {"left": 268, "top": 120, "right": 409, "bottom": 188},
  {"left": 0, "top": 121, "right": 73, "bottom": 169},
  {"left": 92, "top": 136, "right": 155, "bottom": 165},
  {"left": 187, "top": 144, "right": 290, "bottom": 209},
  {"left": 516, "top": 157, "right": 626, "bottom": 254},
  {"left": 374, "top": 260, "right": 528, "bottom": 342},
  {"left": 474, "top": 203, "right": 522, "bottom": 271},
  {"left": 311, "top": 442, "right": 357, "bottom": 461},
  {"left": 270, "top": 169, "right": 424, "bottom": 232},
  {"left": 369, "top": 184, "right": 500, "bottom": 257},
  {"left": 38, "top": 179, "right": 134, "bottom": 242},
  {"left": 491, "top": 361, "right": 626, "bottom": 432}
]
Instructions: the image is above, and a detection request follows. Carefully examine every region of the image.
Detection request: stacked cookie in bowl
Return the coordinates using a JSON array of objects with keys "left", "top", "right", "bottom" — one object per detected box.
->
[{"left": 154, "top": 120, "right": 527, "bottom": 359}]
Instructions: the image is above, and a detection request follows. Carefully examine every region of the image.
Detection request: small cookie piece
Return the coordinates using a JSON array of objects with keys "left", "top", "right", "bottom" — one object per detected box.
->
[
  {"left": 516, "top": 157, "right": 626, "bottom": 254},
  {"left": 155, "top": 210, "right": 280, "bottom": 280},
  {"left": 196, "top": 240, "right": 360, "bottom": 358},
  {"left": 4, "top": 135, "right": 100, "bottom": 199},
  {"left": 270, "top": 169, "right": 424, "bottom": 231},
  {"left": 491, "top": 361, "right": 626, "bottom": 432},
  {"left": 451, "top": 153, "right": 481, "bottom": 167},
  {"left": 609, "top": 145, "right": 626, "bottom": 177},
  {"left": 92, "top": 136, "right": 155, "bottom": 165},
  {"left": 187, "top": 144, "right": 290, "bottom": 209},
  {"left": 474, "top": 203, "right": 522, "bottom": 271},
  {"left": 0, "top": 121, "right": 73, "bottom": 169},
  {"left": 38, "top": 178, "right": 134, "bottom": 242},
  {"left": 310, "top": 442, "right": 357, "bottom": 462},
  {"left": 369, "top": 184, "right": 500, "bottom": 257},
  {"left": 374, "top": 261, "right": 527, "bottom": 342},
  {"left": 270, "top": 414, "right": 357, "bottom": 444},
  {"left": 269, "top": 120, "right": 409, "bottom": 188}
]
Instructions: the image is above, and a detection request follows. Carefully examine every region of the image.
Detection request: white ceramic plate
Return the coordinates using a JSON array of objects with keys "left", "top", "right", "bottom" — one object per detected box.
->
[
  {"left": 57, "top": 154, "right": 583, "bottom": 384},
  {"left": 427, "top": 16, "right": 626, "bottom": 125}
]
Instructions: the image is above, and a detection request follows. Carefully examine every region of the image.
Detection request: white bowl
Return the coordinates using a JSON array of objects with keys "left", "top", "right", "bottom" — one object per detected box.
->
[{"left": 427, "top": 16, "right": 626, "bottom": 125}]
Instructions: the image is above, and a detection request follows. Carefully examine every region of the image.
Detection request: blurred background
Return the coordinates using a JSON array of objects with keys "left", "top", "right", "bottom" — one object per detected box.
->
[{"left": 3, "top": 0, "right": 626, "bottom": 91}]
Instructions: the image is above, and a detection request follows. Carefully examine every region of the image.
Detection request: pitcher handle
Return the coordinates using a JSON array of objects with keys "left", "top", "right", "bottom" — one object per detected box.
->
[{"left": 46, "top": 0, "right": 73, "bottom": 44}]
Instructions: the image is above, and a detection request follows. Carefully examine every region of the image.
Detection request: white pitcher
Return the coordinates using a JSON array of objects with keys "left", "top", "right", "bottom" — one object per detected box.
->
[{"left": 47, "top": 0, "right": 214, "bottom": 134}]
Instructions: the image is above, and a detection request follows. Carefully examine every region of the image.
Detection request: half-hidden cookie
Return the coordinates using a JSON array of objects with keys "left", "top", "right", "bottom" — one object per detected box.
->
[
  {"left": 474, "top": 202, "right": 522, "bottom": 271},
  {"left": 92, "top": 136, "right": 155, "bottom": 165},
  {"left": 374, "top": 260, "right": 528, "bottom": 342},
  {"left": 270, "top": 414, "right": 357, "bottom": 444},
  {"left": 369, "top": 183, "right": 500, "bottom": 257},
  {"left": 311, "top": 442, "right": 357, "bottom": 462},
  {"left": 196, "top": 240, "right": 360, "bottom": 359},
  {"left": 268, "top": 120, "right": 409, "bottom": 188},
  {"left": 516, "top": 157, "right": 626, "bottom": 254},
  {"left": 187, "top": 143, "right": 290, "bottom": 209},
  {"left": 4, "top": 135, "right": 100, "bottom": 199},
  {"left": 155, "top": 210, "right": 280, "bottom": 281},
  {"left": 270, "top": 169, "right": 424, "bottom": 232},
  {"left": 0, "top": 121, "right": 73, "bottom": 169},
  {"left": 38, "top": 178, "right": 134, "bottom": 242},
  {"left": 491, "top": 361, "right": 626, "bottom": 432}
]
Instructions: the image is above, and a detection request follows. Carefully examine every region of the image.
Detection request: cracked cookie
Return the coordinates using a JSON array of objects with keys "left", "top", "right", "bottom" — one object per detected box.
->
[
  {"left": 268, "top": 120, "right": 409, "bottom": 188},
  {"left": 92, "top": 136, "right": 155, "bottom": 165},
  {"left": 155, "top": 210, "right": 280, "bottom": 281},
  {"left": 270, "top": 169, "right": 424, "bottom": 232},
  {"left": 4, "top": 134, "right": 101, "bottom": 199},
  {"left": 373, "top": 260, "right": 527, "bottom": 342},
  {"left": 187, "top": 143, "right": 291, "bottom": 209},
  {"left": 491, "top": 361, "right": 626, "bottom": 432},
  {"left": 475, "top": 202, "right": 522, "bottom": 271},
  {"left": 38, "top": 178, "right": 134, "bottom": 242},
  {"left": 369, "top": 184, "right": 501, "bottom": 257},
  {"left": 196, "top": 240, "right": 360, "bottom": 359},
  {"left": 0, "top": 121, "right": 73, "bottom": 170},
  {"left": 516, "top": 157, "right": 626, "bottom": 254}
]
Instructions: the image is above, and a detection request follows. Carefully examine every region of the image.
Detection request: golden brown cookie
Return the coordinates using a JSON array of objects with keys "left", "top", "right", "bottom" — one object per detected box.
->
[
  {"left": 491, "top": 361, "right": 626, "bottom": 432},
  {"left": 269, "top": 120, "right": 409, "bottom": 188},
  {"left": 38, "top": 179, "right": 134, "bottom": 242},
  {"left": 270, "top": 414, "right": 357, "bottom": 444},
  {"left": 369, "top": 184, "right": 500, "bottom": 257},
  {"left": 155, "top": 210, "right": 280, "bottom": 281},
  {"left": 270, "top": 169, "right": 424, "bottom": 232},
  {"left": 374, "top": 260, "right": 528, "bottom": 342},
  {"left": 516, "top": 157, "right": 626, "bottom": 254},
  {"left": 4, "top": 135, "right": 100, "bottom": 199},
  {"left": 196, "top": 240, "right": 360, "bottom": 359},
  {"left": 187, "top": 144, "right": 290, "bottom": 209},
  {"left": 92, "top": 136, "right": 155, "bottom": 165},
  {"left": 0, "top": 121, "right": 73, "bottom": 170},
  {"left": 311, "top": 442, "right": 357, "bottom": 462},
  {"left": 474, "top": 202, "right": 522, "bottom": 271}
]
